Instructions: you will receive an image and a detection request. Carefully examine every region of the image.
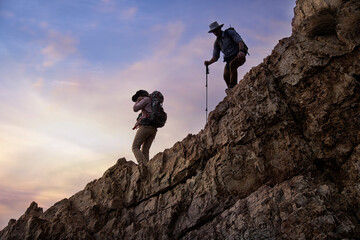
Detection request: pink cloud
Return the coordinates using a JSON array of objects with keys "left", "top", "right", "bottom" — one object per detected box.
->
[
  {"left": 121, "top": 7, "right": 138, "bottom": 20},
  {"left": 41, "top": 30, "right": 78, "bottom": 67},
  {"left": 0, "top": 187, "right": 37, "bottom": 229},
  {"left": 0, "top": 11, "right": 14, "bottom": 18}
]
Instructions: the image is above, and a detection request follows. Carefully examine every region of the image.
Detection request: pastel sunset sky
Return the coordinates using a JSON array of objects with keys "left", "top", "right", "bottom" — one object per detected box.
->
[{"left": 0, "top": 0, "right": 296, "bottom": 229}]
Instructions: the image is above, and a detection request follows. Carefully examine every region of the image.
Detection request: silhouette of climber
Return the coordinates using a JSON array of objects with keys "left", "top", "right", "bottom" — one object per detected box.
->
[
  {"left": 131, "top": 90, "right": 157, "bottom": 174},
  {"left": 204, "top": 21, "right": 247, "bottom": 93}
]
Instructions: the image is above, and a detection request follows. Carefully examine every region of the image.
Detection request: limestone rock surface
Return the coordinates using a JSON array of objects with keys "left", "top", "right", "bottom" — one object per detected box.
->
[{"left": 1, "top": 0, "right": 359, "bottom": 239}]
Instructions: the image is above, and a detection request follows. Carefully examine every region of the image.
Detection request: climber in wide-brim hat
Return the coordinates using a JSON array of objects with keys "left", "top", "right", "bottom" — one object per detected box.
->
[
  {"left": 208, "top": 21, "right": 224, "bottom": 33},
  {"left": 204, "top": 21, "right": 247, "bottom": 93}
]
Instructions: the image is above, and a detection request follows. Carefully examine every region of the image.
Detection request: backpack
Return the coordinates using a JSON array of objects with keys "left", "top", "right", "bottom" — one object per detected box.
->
[
  {"left": 224, "top": 27, "right": 249, "bottom": 56},
  {"left": 140, "top": 91, "right": 167, "bottom": 128}
]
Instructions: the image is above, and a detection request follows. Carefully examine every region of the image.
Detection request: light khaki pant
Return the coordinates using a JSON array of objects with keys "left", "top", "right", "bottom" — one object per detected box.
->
[{"left": 132, "top": 125, "right": 157, "bottom": 164}]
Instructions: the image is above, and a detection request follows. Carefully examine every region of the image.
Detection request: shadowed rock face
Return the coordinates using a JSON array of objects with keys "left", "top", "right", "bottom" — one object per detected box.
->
[{"left": 1, "top": 0, "right": 359, "bottom": 239}]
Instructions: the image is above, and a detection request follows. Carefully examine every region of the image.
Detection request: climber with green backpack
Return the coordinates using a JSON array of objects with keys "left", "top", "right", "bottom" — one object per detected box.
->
[
  {"left": 204, "top": 21, "right": 248, "bottom": 93},
  {"left": 131, "top": 89, "right": 167, "bottom": 173}
]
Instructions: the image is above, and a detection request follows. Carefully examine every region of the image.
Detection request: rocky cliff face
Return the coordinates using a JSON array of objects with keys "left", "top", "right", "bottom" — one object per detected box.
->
[{"left": 1, "top": 0, "right": 359, "bottom": 239}]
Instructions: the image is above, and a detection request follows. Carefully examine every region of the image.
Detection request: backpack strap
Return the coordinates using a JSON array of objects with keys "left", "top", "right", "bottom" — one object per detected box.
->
[{"left": 224, "top": 27, "right": 249, "bottom": 56}]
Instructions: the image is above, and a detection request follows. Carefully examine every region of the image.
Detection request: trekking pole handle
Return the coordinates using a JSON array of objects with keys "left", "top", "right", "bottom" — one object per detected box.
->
[{"left": 206, "top": 65, "right": 209, "bottom": 75}]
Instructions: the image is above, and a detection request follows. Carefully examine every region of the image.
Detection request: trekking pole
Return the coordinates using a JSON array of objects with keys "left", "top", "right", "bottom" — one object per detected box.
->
[{"left": 205, "top": 65, "right": 209, "bottom": 123}]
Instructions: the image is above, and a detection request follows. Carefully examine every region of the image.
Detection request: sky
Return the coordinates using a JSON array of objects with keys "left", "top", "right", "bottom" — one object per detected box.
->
[{"left": 0, "top": 0, "right": 296, "bottom": 230}]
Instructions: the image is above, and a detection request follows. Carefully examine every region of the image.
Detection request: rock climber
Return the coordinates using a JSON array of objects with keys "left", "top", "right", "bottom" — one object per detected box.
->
[
  {"left": 204, "top": 21, "right": 247, "bottom": 93},
  {"left": 131, "top": 90, "right": 157, "bottom": 174}
]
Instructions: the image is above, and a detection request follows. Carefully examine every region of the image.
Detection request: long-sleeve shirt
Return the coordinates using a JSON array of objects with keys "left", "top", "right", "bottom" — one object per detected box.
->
[
  {"left": 213, "top": 29, "right": 243, "bottom": 60},
  {"left": 133, "top": 97, "right": 152, "bottom": 129},
  {"left": 133, "top": 97, "right": 152, "bottom": 113}
]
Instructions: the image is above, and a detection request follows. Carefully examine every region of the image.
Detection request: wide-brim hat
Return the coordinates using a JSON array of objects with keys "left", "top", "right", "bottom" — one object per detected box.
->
[
  {"left": 132, "top": 90, "right": 149, "bottom": 102},
  {"left": 208, "top": 21, "right": 224, "bottom": 33}
]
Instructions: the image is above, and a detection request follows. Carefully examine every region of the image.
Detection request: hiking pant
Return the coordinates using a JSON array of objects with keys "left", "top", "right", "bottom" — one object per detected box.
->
[
  {"left": 132, "top": 125, "right": 157, "bottom": 165},
  {"left": 223, "top": 55, "right": 246, "bottom": 88}
]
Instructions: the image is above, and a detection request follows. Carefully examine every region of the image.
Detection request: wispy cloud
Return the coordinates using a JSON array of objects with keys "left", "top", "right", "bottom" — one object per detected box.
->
[
  {"left": 52, "top": 80, "right": 80, "bottom": 86},
  {"left": 98, "top": 0, "right": 120, "bottom": 13},
  {"left": 39, "top": 21, "right": 49, "bottom": 29},
  {"left": 0, "top": 10, "right": 14, "bottom": 18},
  {"left": 0, "top": 187, "right": 36, "bottom": 209},
  {"left": 41, "top": 30, "right": 78, "bottom": 67},
  {"left": 120, "top": 7, "right": 138, "bottom": 20},
  {"left": 0, "top": 187, "right": 36, "bottom": 228}
]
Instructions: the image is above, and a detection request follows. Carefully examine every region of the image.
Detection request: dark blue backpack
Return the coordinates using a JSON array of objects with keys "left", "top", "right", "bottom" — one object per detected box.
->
[{"left": 224, "top": 27, "right": 249, "bottom": 56}]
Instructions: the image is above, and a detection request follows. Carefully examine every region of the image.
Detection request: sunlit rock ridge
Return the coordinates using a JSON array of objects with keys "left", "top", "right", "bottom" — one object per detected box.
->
[{"left": 1, "top": 0, "right": 359, "bottom": 239}]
